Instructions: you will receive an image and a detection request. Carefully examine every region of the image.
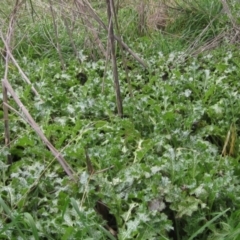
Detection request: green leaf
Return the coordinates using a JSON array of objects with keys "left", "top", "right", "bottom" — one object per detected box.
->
[
  {"left": 23, "top": 212, "right": 39, "bottom": 240},
  {"left": 188, "top": 208, "right": 230, "bottom": 240}
]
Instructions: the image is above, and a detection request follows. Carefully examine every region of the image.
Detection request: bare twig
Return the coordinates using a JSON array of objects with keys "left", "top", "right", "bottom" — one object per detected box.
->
[
  {"left": 60, "top": 0, "right": 79, "bottom": 62},
  {"left": 138, "top": 1, "right": 146, "bottom": 36},
  {"left": 185, "top": 13, "right": 223, "bottom": 55},
  {"left": 28, "top": 0, "right": 38, "bottom": 22},
  {"left": 75, "top": 0, "right": 107, "bottom": 59},
  {"left": 3, "top": 102, "right": 22, "bottom": 117},
  {"left": 1, "top": 0, "right": 24, "bottom": 60},
  {"left": 48, "top": 0, "right": 65, "bottom": 70},
  {"left": 94, "top": 166, "right": 114, "bottom": 174},
  {"left": 191, "top": 31, "right": 225, "bottom": 56},
  {"left": 78, "top": 0, "right": 148, "bottom": 68},
  {"left": 221, "top": 0, "right": 240, "bottom": 43},
  {"left": 101, "top": 25, "right": 111, "bottom": 93},
  {"left": 221, "top": 0, "right": 240, "bottom": 30}
]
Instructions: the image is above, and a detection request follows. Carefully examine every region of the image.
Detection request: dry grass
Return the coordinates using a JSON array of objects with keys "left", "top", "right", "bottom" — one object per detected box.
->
[
  {"left": 119, "top": 0, "right": 175, "bottom": 31},
  {"left": 146, "top": 1, "right": 169, "bottom": 30}
]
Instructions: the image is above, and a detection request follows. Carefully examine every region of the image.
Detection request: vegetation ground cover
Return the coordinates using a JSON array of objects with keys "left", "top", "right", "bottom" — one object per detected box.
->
[{"left": 1, "top": 0, "right": 240, "bottom": 239}]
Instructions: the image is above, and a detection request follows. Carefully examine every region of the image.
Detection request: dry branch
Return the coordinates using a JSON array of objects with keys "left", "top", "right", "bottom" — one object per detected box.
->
[
  {"left": 60, "top": 0, "right": 79, "bottom": 61},
  {"left": 78, "top": 0, "right": 148, "bottom": 68},
  {"left": 2, "top": 81, "right": 12, "bottom": 164},
  {"left": 106, "top": 0, "right": 123, "bottom": 117},
  {"left": 2, "top": 0, "right": 25, "bottom": 165},
  {"left": 2, "top": 79, "right": 76, "bottom": 181},
  {"left": 48, "top": 0, "right": 65, "bottom": 69},
  {"left": 111, "top": 0, "right": 133, "bottom": 98},
  {"left": 74, "top": 0, "right": 107, "bottom": 59},
  {"left": 221, "top": 0, "right": 240, "bottom": 31},
  {"left": 1, "top": 32, "right": 41, "bottom": 97},
  {"left": 138, "top": 1, "right": 146, "bottom": 35}
]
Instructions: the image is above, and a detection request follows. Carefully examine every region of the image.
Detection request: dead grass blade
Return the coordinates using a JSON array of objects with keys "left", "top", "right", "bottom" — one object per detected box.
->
[{"left": 222, "top": 123, "right": 237, "bottom": 157}]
